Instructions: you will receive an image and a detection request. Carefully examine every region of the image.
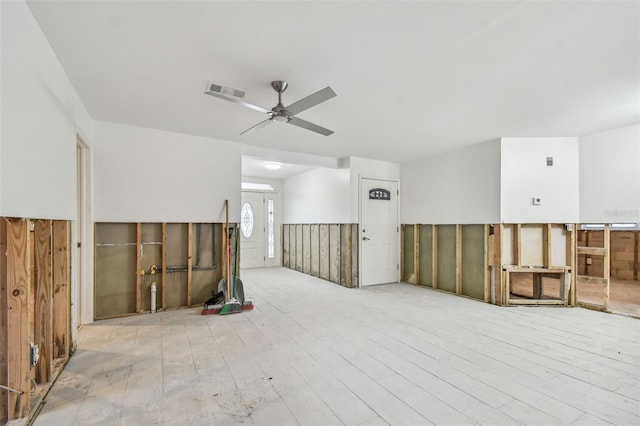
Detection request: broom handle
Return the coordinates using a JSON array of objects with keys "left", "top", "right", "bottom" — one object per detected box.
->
[{"left": 225, "top": 200, "right": 231, "bottom": 301}]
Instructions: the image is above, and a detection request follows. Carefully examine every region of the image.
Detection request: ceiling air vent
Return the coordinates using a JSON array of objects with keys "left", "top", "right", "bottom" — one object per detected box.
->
[{"left": 206, "top": 82, "right": 246, "bottom": 98}]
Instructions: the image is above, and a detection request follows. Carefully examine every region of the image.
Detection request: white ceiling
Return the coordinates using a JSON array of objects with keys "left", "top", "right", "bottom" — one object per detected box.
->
[{"left": 27, "top": 1, "right": 640, "bottom": 166}]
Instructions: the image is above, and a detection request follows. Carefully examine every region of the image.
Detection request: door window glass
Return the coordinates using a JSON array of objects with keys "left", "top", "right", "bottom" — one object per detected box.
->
[{"left": 241, "top": 202, "right": 254, "bottom": 238}]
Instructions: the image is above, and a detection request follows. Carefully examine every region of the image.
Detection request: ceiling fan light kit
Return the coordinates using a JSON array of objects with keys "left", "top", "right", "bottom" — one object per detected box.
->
[{"left": 204, "top": 80, "right": 336, "bottom": 136}]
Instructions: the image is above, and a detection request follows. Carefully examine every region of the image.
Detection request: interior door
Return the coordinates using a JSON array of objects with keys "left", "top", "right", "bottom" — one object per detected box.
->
[
  {"left": 240, "top": 192, "right": 265, "bottom": 269},
  {"left": 360, "top": 178, "right": 399, "bottom": 286}
]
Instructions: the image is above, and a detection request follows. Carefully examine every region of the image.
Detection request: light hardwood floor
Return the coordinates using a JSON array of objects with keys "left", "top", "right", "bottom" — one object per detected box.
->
[{"left": 34, "top": 267, "right": 639, "bottom": 425}]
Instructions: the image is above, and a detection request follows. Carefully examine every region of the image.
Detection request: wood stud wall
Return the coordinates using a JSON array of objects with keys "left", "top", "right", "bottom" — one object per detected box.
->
[
  {"left": 0, "top": 218, "right": 72, "bottom": 423},
  {"left": 401, "top": 223, "right": 578, "bottom": 306},
  {"left": 282, "top": 224, "right": 358, "bottom": 288},
  {"left": 94, "top": 222, "right": 228, "bottom": 319}
]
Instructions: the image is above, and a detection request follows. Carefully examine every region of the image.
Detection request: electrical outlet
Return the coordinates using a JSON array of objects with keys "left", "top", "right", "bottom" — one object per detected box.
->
[
  {"left": 586, "top": 257, "right": 592, "bottom": 265},
  {"left": 531, "top": 197, "right": 542, "bottom": 206}
]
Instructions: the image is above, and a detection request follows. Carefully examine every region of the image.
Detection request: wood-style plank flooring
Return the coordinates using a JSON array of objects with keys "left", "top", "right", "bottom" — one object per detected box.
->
[{"left": 34, "top": 267, "right": 640, "bottom": 425}]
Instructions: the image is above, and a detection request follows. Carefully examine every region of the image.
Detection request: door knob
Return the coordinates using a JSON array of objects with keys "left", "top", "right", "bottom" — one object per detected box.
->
[{"left": 362, "top": 236, "right": 370, "bottom": 241}]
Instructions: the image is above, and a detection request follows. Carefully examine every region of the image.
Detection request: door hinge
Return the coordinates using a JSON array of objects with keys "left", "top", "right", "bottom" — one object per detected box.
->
[
  {"left": 397, "top": 189, "right": 399, "bottom": 196},
  {"left": 77, "top": 242, "right": 82, "bottom": 248},
  {"left": 397, "top": 264, "right": 399, "bottom": 270}
]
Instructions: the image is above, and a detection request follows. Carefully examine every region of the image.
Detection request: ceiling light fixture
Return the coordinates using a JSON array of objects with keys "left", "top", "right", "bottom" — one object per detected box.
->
[{"left": 263, "top": 161, "right": 283, "bottom": 170}]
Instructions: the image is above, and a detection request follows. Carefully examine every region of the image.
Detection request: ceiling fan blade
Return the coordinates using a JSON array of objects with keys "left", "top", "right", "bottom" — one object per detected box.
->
[
  {"left": 204, "top": 90, "right": 271, "bottom": 114},
  {"left": 286, "top": 86, "right": 336, "bottom": 115},
  {"left": 241, "top": 118, "right": 273, "bottom": 135},
  {"left": 288, "top": 117, "right": 334, "bottom": 136}
]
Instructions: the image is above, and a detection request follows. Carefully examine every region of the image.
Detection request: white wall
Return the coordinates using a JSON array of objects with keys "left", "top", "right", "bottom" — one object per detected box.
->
[
  {"left": 283, "top": 167, "right": 350, "bottom": 223},
  {"left": 0, "top": 0, "right": 94, "bottom": 219},
  {"left": 579, "top": 124, "right": 640, "bottom": 223},
  {"left": 94, "top": 121, "right": 241, "bottom": 223},
  {"left": 401, "top": 140, "right": 501, "bottom": 224},
  {"left": 501, "top": 137, "right": 579, "bottom": 223},
  {"left": 347, "top": 157, "right": 401, "bottom": 223}
]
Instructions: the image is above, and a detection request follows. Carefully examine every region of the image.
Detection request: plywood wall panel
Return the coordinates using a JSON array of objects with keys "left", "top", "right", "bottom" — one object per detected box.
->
[
  {"left": 437, "top": 225, "right": 456, "bottom": 293},
  {"left": 520, "top": 224, "right": 544, "bottom": 266},
  {"left": 329, "top": 224, "right": 341, "bottom": 283},
  {"left": 319, "top": 224, "right": 330, "bottom": 280},
  {"left": 310, "top": 225, "right": 319, "bottom": 277},
  {"left": 282, "top": 225, "right": 290, "bottom": 268},
  {"left": 403, "top": 225, "right": 415, "bottom": 282},
  {"left": 52, "top": 221, "right": 70, "bottom": 357},
  {"left": 295, "top": 225, "right": 303, "bottom": 272},
  {"left": 418, "top": 225, "right": 433, "bottom": 286},
  {"left": 302, "top": 225, "right": 311, "bottom": 274},
  {"left": 34, "top": 220, "right": 52, "bottom": 384},
  {"left": 461, "top": 225, "right": 485, "bottom": 300}
]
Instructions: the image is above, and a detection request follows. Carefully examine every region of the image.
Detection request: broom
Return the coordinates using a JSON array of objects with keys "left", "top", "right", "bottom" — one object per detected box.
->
[{"left": 220, "top": 200, "right": 241, "bottom": 315}]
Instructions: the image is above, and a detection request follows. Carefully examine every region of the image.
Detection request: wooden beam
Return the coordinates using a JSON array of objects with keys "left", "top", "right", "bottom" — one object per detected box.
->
[
  {"left": 634, "top": 231, "right": 639, "bottom": 281},
  {"left": 162, "top": 223, "right": 167, "bottom": 310},
  {"left": 34, "top": 220, "right": 53, "bottom": 384},
  {"left": 577, "top": 275, "right": 608, "bottom": 285},
  {"left": 603, "top": 224, "right": 610, "bottom": 310},
  {"left": 432, "top": 225, "right": 438, "bottom": 289},
  {"left": 345, "top": 224, "right": 352, "bottom": 288},
  {"left": 5, "top": 218, "right": 30, "bottom": 419},
  {"left": 513, "top": 224, "right": 521, "bottom": 266},
  {"left": 542, "top": 223, "right": 552, "bottom": 268},
  {"left": 413, "top": 225, "right": 420, "bottom": 284},
  {"left": 495, "top": 224, "right": 503, "bottom": 305},
  {"left": 400, "top": 225, "right": 405, "bottom": 281},
  {"left": 484, "top": 224, "right": 490, "bottom": 303},
  {"left": 567, "top": 224, "right": 577, "bottom": 306},
  {"left": 0, "top": 219, "right": 8, "bottom": 424},
  {"left": 187, "top": 223, "right": 193, "bottom": 306},
  {"left": 135, "top": 223, "right": 142, "bottom": 313},
  {"left": 455, "top": 224, "right": 462, "bottom": 295},
  {"left": 577, "top": 246, "right": 608, "bottom": 256},
  {"left": 52, "top": 221, "right": 70, "bottom": 359}
]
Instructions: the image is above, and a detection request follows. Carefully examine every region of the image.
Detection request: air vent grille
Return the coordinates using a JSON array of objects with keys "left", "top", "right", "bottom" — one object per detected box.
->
[{"left": 206, "top": 82, "right": 246, "bottom": 98}]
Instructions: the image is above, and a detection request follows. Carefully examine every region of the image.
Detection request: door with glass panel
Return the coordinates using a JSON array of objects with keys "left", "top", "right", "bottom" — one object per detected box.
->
[{"left": 240, "top": 191, "right": 278, "bottom": 268}]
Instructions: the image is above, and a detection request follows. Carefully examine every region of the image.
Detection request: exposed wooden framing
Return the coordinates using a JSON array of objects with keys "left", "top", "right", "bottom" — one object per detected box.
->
[
  {"left": 577, "top": 275, "right": 608, "bottom": 285},
  {"left": 0, "top": 220, "right": 7, "bottom": 424},
  {"left": 34, "top": 220, "right": 53, "bottom": 384},
  {"left": 455, "top": 224, "right": 462, "bottom": 295},
  {"left": 505, "top": 266, "right": 570, "bottom": 306},
  {"left": 513, "top": 224, "right": 521, "bottom": 266},
  {"left": 494, "top": 224, "right": 504, "bottom": 305},
  {"left": 413, "top": 225, "right": 420, "bottom": 284},
  {"left": 431, "top": 225, "right": 438, "bottom": 289},
  {"left": 327, "top": 224, "right": 331, "bottom": 280},
  {"left": 135, "top": 223, "right": 142, "bottom": 313},
  {"left": 542, "top": 223, "right": 552, "bottom": 268},
  {"left": 52, "top": 221, "right": 70, "bottom": 359},
  {"left": 603, "top": 224, "right": 610, "bottom": 310},
  {"left": 635, "top": 232, "right": 639, "bottom": 280},
  {"left": 319, "top": 224, "right": 323, "bottom": 277},
  {"left": 400, "top": 225, "right": 405, "bottom": 280},
  {"left": 484, "top": 224, "right": 490, "bottom": 303},
  {"left": 345, "top": 224, "right": 352, "bottom": 287},
  {"left": 187, "top": 223, "right": 193, "bottom": 306},
  {"left": 5, "top": 218, "right": 30, "bottom": 419},
  {"left": 577, "top": 246, "right": 608, "bottom": 256},
  {"left": 162, "top": 223, "right": 167, "bottom": 310},
  {"left": 567, "top": 224, "right": 576, "bottom": 306}
]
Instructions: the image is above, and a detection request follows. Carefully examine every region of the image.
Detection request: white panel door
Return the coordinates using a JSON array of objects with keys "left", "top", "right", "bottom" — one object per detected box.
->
[
  {"left": 360, "top": 178, "right": 399, "bottom": 286},
  {"left": 240, "top": 192, "right": 265, "bottom": 269}
]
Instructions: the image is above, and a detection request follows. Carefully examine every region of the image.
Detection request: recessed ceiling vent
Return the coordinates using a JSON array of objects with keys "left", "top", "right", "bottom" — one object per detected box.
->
[{"left": 206, "top": 81, "right": 246, "bottom": 98}]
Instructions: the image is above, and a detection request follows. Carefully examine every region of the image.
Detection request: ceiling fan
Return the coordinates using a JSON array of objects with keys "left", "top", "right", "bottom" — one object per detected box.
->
[{"left": 205, "top": 81, "right": 336, "bottom": 136}]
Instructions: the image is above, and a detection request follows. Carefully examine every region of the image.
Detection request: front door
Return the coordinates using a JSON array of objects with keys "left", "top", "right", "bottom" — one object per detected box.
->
[
  {"left": 240, "top": 192, "right": 265, "bottom": 269},
  {"left": 360, "top": 178, "right": 399, "bottom": 286}
]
